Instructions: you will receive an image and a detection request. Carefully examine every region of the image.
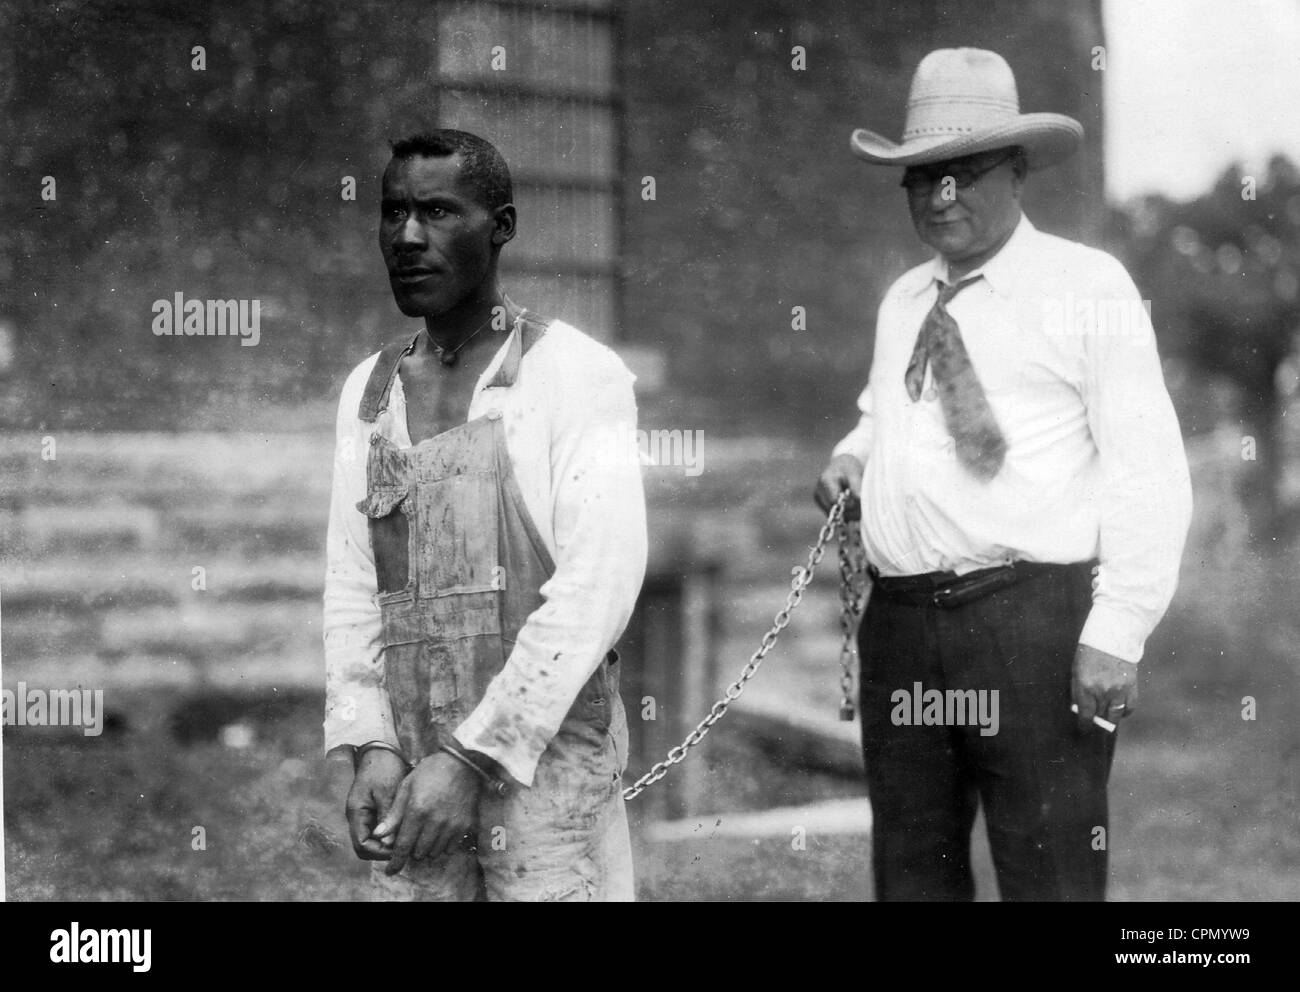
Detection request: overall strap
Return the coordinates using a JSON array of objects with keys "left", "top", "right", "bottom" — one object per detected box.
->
[
  {"left": 484, "top": 308, "right": 551, "bottom": 390},
  {"left": 357, "top": 328, "right": 423, "bottom": 423}
]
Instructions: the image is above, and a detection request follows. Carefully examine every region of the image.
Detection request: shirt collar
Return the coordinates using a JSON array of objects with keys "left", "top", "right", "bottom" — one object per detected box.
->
[
  {"left": 362, "top": 305, "right": 537, "bottom": 424},
  {"left": 910, "top": 213, "right": 1037, "bottom": 299}
]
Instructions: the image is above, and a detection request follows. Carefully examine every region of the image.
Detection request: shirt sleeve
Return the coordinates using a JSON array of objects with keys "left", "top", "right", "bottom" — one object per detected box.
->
[
  {"left": 453, "top": 359, "right": 648, "bottom": 786},
  {"left": 831, "top": 379, "right": 875, "bottom": 465},
  {"left": 1077, "top": 259, "right": 1193, "bottom": 663},
  {"left": 831, "top": 304, "right": 884, "bottom": 464},
  {"left": 322, "top": 360, "right": 399, "bottom": 754}
]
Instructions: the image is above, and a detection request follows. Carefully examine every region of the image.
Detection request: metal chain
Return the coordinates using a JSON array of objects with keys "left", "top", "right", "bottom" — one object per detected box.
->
[
  {"left": 837, "top": 503, "right": 869, "bottom": 721},
  {"left": 622, "top": 490, "right": 852, "bottom": 802}
]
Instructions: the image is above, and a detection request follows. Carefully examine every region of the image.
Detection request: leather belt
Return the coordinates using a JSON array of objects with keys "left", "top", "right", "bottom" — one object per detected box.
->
[{"left": 868, "top": 559, "right": 1095, "bottom": 609}]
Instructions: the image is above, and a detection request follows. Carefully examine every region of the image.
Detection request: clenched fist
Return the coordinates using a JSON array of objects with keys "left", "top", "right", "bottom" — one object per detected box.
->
[{"left": 814, "top": 453, "right": 864, "bottom": 521}]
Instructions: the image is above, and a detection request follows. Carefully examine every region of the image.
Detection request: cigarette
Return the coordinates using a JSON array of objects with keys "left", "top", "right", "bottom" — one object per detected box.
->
[{"left": 1070, "top": 704, "right": 1117, "bottom": 733}]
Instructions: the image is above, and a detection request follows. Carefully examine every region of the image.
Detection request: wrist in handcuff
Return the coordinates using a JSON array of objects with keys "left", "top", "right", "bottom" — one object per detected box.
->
[
  {"left": 353, "top": 739, "right": 412, "bottom": 772},
  {"left": 437, "top": 741, "right": 509, "bottom": 797}
]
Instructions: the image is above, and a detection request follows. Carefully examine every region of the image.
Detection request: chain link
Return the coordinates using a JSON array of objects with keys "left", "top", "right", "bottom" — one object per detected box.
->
[
  {"left": 622, "top": 490, "right": 854, "bottom": 802},
  {"left": 837, "top": 501, "right": 869, "bottom": 720}
]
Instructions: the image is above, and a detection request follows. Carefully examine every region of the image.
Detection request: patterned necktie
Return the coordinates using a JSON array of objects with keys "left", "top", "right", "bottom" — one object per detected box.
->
[{"left": 903, "top": 275, "right": 1007, "bottom": 482}]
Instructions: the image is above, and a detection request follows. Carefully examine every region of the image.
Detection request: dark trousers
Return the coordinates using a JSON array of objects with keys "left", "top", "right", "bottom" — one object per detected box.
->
[{"left": 858, "top": 561, "right": 1116, "bottom": 901}]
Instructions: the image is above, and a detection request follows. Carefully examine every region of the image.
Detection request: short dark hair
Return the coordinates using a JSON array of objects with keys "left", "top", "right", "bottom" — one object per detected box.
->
[{"left": 388, "top": 129, "right": 513, "bottom": 212}]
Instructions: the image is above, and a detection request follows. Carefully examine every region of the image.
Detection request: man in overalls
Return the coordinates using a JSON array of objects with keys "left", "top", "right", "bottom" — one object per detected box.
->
[{"left": 322, "top": 129, "right": 647, "bottom": 901}]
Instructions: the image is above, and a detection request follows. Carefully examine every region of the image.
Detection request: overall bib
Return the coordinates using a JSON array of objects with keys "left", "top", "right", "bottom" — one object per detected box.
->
[{"left": 356, "top": 318, "right": 633, "bottom": 901}]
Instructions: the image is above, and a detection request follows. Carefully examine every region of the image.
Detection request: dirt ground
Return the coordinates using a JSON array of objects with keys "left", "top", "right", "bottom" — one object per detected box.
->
[
  {"left": 3, "top": 431, "right": 1299, "bottom": 900},
  {"left": 4, "top": 607, "right": 1297, "bottom": 902},
  {"left": 3, "top": 686, "right": 879, "bottom": 901}
]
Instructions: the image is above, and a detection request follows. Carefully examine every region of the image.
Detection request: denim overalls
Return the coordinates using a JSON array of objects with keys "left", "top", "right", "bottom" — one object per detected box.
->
[{"left": 354, "top": 313, "right": 632, "bottom": 901}]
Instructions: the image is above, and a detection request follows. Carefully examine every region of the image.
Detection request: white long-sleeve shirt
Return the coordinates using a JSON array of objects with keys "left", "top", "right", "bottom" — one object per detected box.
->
[
  {"left": 833, "top": 215, "right": 1192, "bottom": 663},
  {"left": 322, "top": 319, "right": 648, "bottom": 786}
]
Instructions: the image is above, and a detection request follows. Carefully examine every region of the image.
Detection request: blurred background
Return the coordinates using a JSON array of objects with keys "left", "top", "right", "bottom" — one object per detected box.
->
[{"left": 2, "top": 0, "right": 1298, "bottom": 900}]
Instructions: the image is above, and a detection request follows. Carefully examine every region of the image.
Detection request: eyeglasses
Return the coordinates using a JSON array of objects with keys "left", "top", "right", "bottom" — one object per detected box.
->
[{"left": 900, "top": 151, "right": 1016, "bottom": 194}]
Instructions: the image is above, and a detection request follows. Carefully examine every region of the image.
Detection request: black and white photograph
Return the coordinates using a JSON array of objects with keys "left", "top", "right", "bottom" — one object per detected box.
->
[{"left": 1, "top": 0, "right": 1296, "bottom": 936}]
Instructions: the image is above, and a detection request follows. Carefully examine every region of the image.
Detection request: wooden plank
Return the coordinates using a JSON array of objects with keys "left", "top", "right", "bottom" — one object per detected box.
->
[
  {"left": 728, "top": 697, "right": 863, "bottom": 779},
  {"left": 644, "top": 797, "right": 873, "bottom": 842}
]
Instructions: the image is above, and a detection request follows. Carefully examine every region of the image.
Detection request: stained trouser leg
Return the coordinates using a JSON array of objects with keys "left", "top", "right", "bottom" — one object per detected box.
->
[
  {"left": 859, "top": 594, "right": 980, "bottom": 901},
  {"left": 369, "top": 847, "right": 486, "bottom": 901},
  {"left": 478, "top": 692, "right": 628, "bottom": 902}
]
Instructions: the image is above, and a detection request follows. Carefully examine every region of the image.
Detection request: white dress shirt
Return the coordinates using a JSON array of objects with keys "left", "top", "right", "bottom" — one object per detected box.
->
[
  {"left": 322, "top": 319, "right": 648, "bottom": 786},
  {"left": 833, "top": 215, "right": 1192, "bottom": 663}
]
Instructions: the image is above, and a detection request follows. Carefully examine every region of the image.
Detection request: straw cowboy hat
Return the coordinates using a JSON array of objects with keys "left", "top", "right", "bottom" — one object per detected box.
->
[{"left": 850, "top": 48, "right": 1082, "bottom": 169}]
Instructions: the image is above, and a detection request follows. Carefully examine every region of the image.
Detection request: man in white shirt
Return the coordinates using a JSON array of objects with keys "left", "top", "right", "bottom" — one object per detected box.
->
[
  {"left": 323, "top": 129, "right": 647, "bottom": 900},
  {"left": 815, "top": 49, "right": 1191, "bottom": 900}
]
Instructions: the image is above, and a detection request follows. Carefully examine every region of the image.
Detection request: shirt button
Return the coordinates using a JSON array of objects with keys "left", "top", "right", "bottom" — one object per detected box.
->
[
  {"left": 923, "top": 387, "right": 937, "bottom": 401},
  {"left": 486, "top": 409, "right": 502, "bottom": 421}
]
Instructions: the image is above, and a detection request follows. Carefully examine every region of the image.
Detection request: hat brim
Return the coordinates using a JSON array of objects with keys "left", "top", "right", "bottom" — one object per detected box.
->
[{"left": 849, "top": 114, "right": 1083, "bottom": 170}]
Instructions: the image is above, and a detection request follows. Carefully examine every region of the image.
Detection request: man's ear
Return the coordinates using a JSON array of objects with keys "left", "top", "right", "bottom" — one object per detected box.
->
[
  {"left": 1010, "top": 148, "right": 1029, "bottom": 194},
  {"left": 492, "top": 204, "right": 517, "bottom": 247},
  {"left": 1008, "top": 160, "right": 1027, "bottom": 201},
  {"left": 1010, "top": 172, "right": 1025, "bottom": 203}
]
